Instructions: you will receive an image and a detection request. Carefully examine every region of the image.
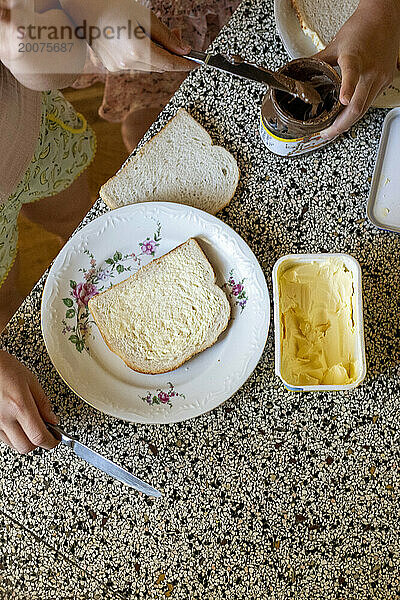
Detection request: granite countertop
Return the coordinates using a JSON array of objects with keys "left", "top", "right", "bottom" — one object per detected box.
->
[{"left": 1, "top": 1, "right": 400, "bottom": 599}]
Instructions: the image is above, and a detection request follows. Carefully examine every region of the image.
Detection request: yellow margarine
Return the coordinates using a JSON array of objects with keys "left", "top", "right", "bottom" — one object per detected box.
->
[{"left": 279, "top": 258, "right": 359, "bottom": 386}]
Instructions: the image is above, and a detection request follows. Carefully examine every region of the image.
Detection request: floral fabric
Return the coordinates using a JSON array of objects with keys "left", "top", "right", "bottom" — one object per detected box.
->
[
  {"left": 0, "top": 90, "right": 96, "bottom": 288},
  {"left": 73, "top": 0, "right": 241, "bottom": 122}
]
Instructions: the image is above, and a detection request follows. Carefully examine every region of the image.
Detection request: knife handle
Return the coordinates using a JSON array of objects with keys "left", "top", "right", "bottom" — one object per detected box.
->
[
  {"left": 45, "top": 422, "right": 75, "bottom": 447},
  {"left": 183, "top": 49, "right": 208, "bottom": 65}
]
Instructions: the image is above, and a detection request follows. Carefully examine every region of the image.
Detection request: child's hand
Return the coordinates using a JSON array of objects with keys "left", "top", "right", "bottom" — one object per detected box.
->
[
  {"left": 60, "top": 0, "right": 194, "bottom": 73},
  {"left": 0, "top": 351, "right": 59, "bottom": 454},
  {"left": 0, "top": 4, "right": 87, "bottom": 89},
  {"left": 315, "top": 0, "right": 400, "bottom": 140}
]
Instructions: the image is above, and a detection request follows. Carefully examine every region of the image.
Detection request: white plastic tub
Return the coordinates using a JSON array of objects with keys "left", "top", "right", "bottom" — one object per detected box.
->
[
  {"left": 272, "top": 253, "right": 367, "bottom": 392},
  {"left": 367, "top": 107, "right": 400, "bottom": 233}
]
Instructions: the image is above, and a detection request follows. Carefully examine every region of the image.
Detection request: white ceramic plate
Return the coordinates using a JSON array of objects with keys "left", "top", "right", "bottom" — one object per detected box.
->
[
  {"left": 41, "top": 203, "right": 269, "bottom": 424},
  {"left": 274, "top": 0, "right": 400, "bottom": 108}
]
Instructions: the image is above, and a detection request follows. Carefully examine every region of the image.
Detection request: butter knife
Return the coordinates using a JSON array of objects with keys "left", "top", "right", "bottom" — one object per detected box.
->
[
  {"left": 46, "top": 423, "right": 161, "bottom": 498},
  {"left": 183, "top": 50, "right": 321, "bottom": 105}
]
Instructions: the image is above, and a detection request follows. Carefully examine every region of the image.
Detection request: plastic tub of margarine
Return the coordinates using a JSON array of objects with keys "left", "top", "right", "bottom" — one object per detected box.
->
[{"left": 272, "top": 253, "right": 366, "bottom": 392}]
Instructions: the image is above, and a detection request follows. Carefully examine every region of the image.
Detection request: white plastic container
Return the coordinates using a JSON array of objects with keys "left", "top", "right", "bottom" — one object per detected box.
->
[
  {"left": 367, "top": 108, "right": 400, "bottom": 233},
  {"left": 272, "top": 253, "right": 367, "bottom": 392}
]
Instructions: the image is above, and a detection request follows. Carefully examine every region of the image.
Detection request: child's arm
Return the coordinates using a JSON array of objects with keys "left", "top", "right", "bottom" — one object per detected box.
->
[
  {"left": 59, "top": 0, "right": 193, "bottom": 73},
  {"left": 317, "top": 0, "right": 400, "bottom": 139},
  {"left": 0, "top": 5, "right": 87, "bottom": 90},
  {"left": 35, "top": 0, "right": 61, "bottom": 11}
]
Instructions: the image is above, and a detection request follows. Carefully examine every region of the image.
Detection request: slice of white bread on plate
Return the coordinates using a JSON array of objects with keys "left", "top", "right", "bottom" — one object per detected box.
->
[
  {"left": 291, "top": 0, "right": 358, "bottom": 49},
  {"left": 88, "top": 238, "right": 231, "bottom": 374},
  {"left": 100, "top": 108, "right": 239, "bottom": 215}
]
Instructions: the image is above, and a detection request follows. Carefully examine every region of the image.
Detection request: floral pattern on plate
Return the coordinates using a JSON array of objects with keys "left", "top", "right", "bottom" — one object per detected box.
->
[
  {"left": 61, "top": 221, "right": 162, "bottom": 353},
  {"left": 139, "top": 221, "right": 161, "bottom": 257},
  {"left": 42, "top": 203, "right": 270, "bottom": 424},
  {"left": 141, "top": 382, "right": 185, "bottom": 408},
  {"left": 223, "top": 268, "right": 248, "bottom": 313}
]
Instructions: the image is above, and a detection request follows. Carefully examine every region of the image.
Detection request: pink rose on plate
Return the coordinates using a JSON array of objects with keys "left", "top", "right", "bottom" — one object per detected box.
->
[
  {"left": 141, "top": 240, "right": 156, "bottom": 255},
  {"left": 232, "top": 282, "right": 244, "bottom": 296},
  {"left": 158, "top": 391, "right": 170, "bottom": 404},
  {"left": 73, "top": 282, "right": 98, "bottom": 308}
]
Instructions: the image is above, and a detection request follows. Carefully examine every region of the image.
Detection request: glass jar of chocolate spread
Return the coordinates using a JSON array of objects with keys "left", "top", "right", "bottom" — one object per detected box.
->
[{"left": 260, "top": 58, "right": 342, "bottom": 157}]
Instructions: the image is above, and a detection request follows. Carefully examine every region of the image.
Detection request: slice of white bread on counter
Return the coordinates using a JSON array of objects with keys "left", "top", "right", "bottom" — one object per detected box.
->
[
  {"left": 291, "top": 0, "right": 358, "bottom": 49},
  {"left": 100, "top": 108, "right": 239, "bottom": 215},
  {"left": 88, "top": 238, "right": 231, "bottom": 374}
]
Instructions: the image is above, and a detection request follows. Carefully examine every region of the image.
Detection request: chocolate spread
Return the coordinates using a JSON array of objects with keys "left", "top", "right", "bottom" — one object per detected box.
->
[
  {"left": 261, "top": 58, "right": 342, "bottom": 138},
  {"left": 230, "top": 54, "right": 323, "bottom": 108},
  {"left": 273, "top": 72, "right": 323, "bottom": 110},
  {"left": 276, "top": 74, "right": 337, "bottom": 121}
]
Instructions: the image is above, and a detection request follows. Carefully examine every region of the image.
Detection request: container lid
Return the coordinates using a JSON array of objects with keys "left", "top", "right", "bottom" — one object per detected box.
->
[{"left": 367, "top": 107, "right": 400, "bottom": 233}]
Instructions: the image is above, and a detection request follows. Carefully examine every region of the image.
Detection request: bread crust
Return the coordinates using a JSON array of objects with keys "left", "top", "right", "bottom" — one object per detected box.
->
[
  {"left": 290, "top": 0, "right": 305, "bottom": 28},
  {"left": 289, "top": 0, "right": 336, "bottom": 49},
  {"left": 88, "top": 238, "right": 231, "bottom": 374},
  {"left": 100, "top": 108, "right": 239, "bottom": 215},
  {"left": 100, "top": 108, "right": 192, "bottom": 209}
]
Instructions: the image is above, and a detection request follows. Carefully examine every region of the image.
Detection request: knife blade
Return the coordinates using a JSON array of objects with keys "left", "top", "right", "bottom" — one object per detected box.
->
[
  {"left": 183, "top": 50, "right": 287, "bottom": 89},
  {"left": 183, "top": 50, "right": 322, "bottom": 106},
  {"left": 46, "top": 423, "right": 161, "bottom": 498}
]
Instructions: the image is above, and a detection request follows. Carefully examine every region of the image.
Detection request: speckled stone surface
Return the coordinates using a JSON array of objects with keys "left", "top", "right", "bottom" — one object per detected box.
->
[
  {"left": 1, "top": 0, "right": 400, "bottom": 598},
  {"left": 0, "top": 512, "right": 118, "bottom": 599}
]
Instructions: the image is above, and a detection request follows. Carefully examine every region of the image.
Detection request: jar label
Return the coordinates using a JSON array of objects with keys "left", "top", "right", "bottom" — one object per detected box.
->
[{"left": 259, "top": 115, "right": 331, "bottom": 157}]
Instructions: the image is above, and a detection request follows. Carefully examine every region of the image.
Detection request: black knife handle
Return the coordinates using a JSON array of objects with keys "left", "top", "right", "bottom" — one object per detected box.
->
[
  {"left": 183, "top": 49, "right": 207, "bottom": 65},
  {"left": 45, "top": 422, "right": 76, "bottom": 447}
]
